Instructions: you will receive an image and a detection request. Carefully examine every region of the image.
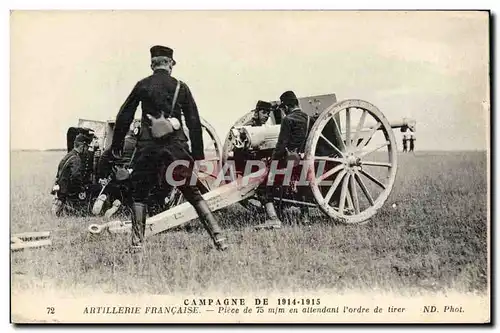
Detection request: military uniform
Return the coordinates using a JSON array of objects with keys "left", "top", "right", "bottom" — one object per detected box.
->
[
  {"left": 409, "top": 134, "right": 416, "bottom": 152},
  {"left": 52, "top": 134, "right": 89, "bottom": 216},
  {"left": 402, "top": 134, "right": 408, "bottom": 152},
  {"left": 55, "top": 149, "right": 84, "bottom": 201},
  {"left": 233, "top": 100, "right": 273, "bottom": 174},
  {"left": 256, "top": 91, "right": 313, "bottom": 230},
  {"left": 97, "top": 133, "right": 137, "bottom": 180},
  {"left": 272, "top": 108, "right": 312, "bottom": 161},
  {"left": 249, "top": 100, "right": 272, "bottom": 127},
  {"left": 111, "top": 45, "right": 227, "bottom": 251}
]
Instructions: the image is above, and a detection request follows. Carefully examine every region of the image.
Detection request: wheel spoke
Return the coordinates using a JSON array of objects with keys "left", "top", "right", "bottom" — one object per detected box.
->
[
  {"left": 346, "top": 184, "right": 354, "bottom": 212},
  {"left": 320, "top": 134, "right": 344, "bottom": 157},
  {"left": 359, "top": 141, "right": 389, "bottom": 158},
  {"left": 324, "top": 170, "right": 346, "bottom": 204},
  {"left": 356, "top": 122, "right": 381, "bottom": 151},
  {"left": 332, "top": 116, "right": 347, "bottom": 153},
  {"left": 349, "top": 174, "right": 360, "bottom": 214},
  {"left": 203, "top": 157, "right": 221, "bottom": 161},
  {"left": 314, "top": 156, "right": 344, "bottom": 163},
  {"left": 317, "top": 164, "right": 344, "bottom": 183},
  {"left": 360, "top": 169, "right": 386, "bottom": 189},
  {"left": 345, "top": 108, "right": 351, "bottom": 149},
  {"left": 355, "top": 171, "right": 374, "bottom": 206},
  {"left": 338, "top": 173, "right": 350, "bottom": 215},
  {"left": 352, "top": 110, "right": 367, "bottom": 147},
  {"left": 362, "top": 161, "right": 392, "bottom": 168}
]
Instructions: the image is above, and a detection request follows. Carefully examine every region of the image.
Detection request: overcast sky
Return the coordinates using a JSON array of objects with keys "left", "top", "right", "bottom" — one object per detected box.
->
[{"left": 10, "top": 10, "right": 489, "bottom": 150}]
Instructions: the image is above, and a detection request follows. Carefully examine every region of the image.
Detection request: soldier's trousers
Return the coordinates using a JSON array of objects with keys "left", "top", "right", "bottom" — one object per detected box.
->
[
  {"left": 130, "top": 140, "right": 204, "bottom": 206},
  {"left": 129, "top": 139, "right": 225, "bottom": 247}
]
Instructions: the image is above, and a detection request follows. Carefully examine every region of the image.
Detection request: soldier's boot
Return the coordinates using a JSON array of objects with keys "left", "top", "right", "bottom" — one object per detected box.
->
[
  {"left": 255, "top": 202, "right": 283, "bottom": 230},
  {"left": 104, "top": 199, "right": 122, "bottom": 220},
  {"left": 92, "top": 194, "right": 107, "bottom": 215},
  {"left": 194, "top": 200, "right": 228, "bottom": 251},
  {"left": 300, "top": 206, "right": 312, "bottom": 225},
  {"left": 51, "top": 199, "right": 64, "bottom": 217},
  {"left": 129, "top": 202, "right": 147, "bottom": 253}
]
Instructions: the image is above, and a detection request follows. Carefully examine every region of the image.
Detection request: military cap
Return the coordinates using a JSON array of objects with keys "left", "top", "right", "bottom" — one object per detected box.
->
[
  {"left": 280, "top": 90, "right": 298, "bottom": 104},
  {"left": 74, "top": 134, "right": 88, "bottom": 145},
  {"left": 256, "top": 100, "right": 272, "bottom": 111},
  {"left": 150, "top": 45, "right": 176, "bottom": 65}
]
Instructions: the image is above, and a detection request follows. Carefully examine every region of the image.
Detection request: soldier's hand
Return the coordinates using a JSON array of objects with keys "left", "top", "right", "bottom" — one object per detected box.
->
[{"left": 111, "top": 147, "right": 123, "bottom": 160}]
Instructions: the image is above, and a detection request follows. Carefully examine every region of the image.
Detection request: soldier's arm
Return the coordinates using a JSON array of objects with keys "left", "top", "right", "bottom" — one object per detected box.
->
[
  {"left": 272, "top": 118, "right": 291, "bottom": 160},
  {"left": 179, "top": 82, "right": 204, "bottom": 160},
  {"left": 112, "top": 82, "right": 141, "bottom": 151},
  {"left": 68, "top": 156, "right": 83, "bottom": 189}
]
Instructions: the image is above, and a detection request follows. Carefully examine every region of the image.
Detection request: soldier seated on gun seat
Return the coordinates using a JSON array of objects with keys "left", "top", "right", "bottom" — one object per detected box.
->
[
  {"left": 233, "top": 100, "right": 273, "bottom": 176},
  {"left": 51, "top": 134, "right": 89, "bottom": 216},
  {"left": 250, "top": 100, "right": 272, "bottom": 127}
]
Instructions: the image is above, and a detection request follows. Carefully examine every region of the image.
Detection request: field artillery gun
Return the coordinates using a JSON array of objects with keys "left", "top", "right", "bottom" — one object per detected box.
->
[
  {"left": 222, "top": 94, "right": 416, "bottom": 224},
  {"left": 88, "top": 93, "right": 416, "bottom": 237}
]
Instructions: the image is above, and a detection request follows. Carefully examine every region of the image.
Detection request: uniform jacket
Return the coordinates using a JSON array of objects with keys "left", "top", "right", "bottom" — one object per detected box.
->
[
  {"left": 273, "top": 108, "right": 313, "bottom": 160},
  {"left": 112, "top": 69, "right": 205, "bottom": 160},
  {"left": 55, "top": 149, "right": 83, "bottom": 194},
  {"left": 97, "top": 134, "right": 138, "bottom": 180}
]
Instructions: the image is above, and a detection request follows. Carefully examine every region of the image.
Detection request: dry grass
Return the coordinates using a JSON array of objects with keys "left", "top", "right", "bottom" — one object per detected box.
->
[{"left": 10, "top": 151, "right": 488, "bottom": 295}]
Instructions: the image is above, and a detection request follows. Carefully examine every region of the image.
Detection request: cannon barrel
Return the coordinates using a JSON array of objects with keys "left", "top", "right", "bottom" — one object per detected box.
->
[
  {"left": 389, "top": 118, "right": 416, "bottom": 132},
  {"left": 230, "top": 117, "right": 416, "bottom": 151}
]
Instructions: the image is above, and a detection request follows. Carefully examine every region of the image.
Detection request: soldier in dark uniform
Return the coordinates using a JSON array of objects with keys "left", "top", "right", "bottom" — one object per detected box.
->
[
  {"left": 111, "top": 45, "right": 228, "bottom": 252},
  {"left": 92, "top": 127, "right": 138, "bottom": 217},
  {"left": 250, "top": 100, "right": 272, "bottom": 127},
  {"left": 402, "top": 134, "right": 408, "bottom": 153},
  {"left": 232, "top": 100, "right": 273, "bottom": 174},
  {"left": 255, "top": 91, "right": 313, "bottom": 230},
  {"left": 409, "top": 133, "right": 416, "bottom": 152},
  {"left": 97, "top": 128, "right": 138, "bottom": 181},
  {"left": 51, "top": 134, "right": 89, "bottom": 216}
]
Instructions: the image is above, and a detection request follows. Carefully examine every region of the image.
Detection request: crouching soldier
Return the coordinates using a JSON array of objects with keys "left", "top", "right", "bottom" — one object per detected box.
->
[
  {"left": 51, "top": 134, "right": 88, "bottom": 216},
  {"left": 111, "top": 45, "right": 228, "bottom": 253},
  {"left": 93, "top": 128, "right": 138, "bottom": 218}
]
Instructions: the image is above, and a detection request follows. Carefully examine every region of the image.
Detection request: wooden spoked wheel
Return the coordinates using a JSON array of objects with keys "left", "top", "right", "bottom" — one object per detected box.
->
[{"left": 304, "top": 99, "right": 398, "bottom": 224}]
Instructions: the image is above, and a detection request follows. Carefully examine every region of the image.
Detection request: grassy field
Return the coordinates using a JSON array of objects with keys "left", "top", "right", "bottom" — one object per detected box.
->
[{"left": 10, "top": 151, "right": 488, "bottom": 296}]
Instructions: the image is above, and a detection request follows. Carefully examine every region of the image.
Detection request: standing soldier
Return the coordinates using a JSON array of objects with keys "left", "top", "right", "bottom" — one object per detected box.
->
[
  {"left": 111, "top": 45, "right": 228, "bottom": 253},
  {"left": 255, "top": 91, "right": 313, "bottom": 229},
  {"left": 402, "top": 132, "right": 408, "bottom": 153},
  {"left": 409, "top": 132, "right": 416, "bottom": 152}
]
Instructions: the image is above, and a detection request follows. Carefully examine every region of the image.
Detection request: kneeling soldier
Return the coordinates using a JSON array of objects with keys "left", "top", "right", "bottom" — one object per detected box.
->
[{"left": 52, "top": 134, "right": 88, "bottom": 216}]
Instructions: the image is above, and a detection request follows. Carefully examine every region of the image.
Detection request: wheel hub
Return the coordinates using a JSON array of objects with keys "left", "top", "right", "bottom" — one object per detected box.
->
[{"left": 346, "top": 154, "right": 361, "bottom": 168}]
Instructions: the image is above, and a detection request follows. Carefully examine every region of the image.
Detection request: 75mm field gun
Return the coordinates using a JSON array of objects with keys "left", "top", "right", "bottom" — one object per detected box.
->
[{"left": 87, "top": 93, "right": 415, "bottom": 237}]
